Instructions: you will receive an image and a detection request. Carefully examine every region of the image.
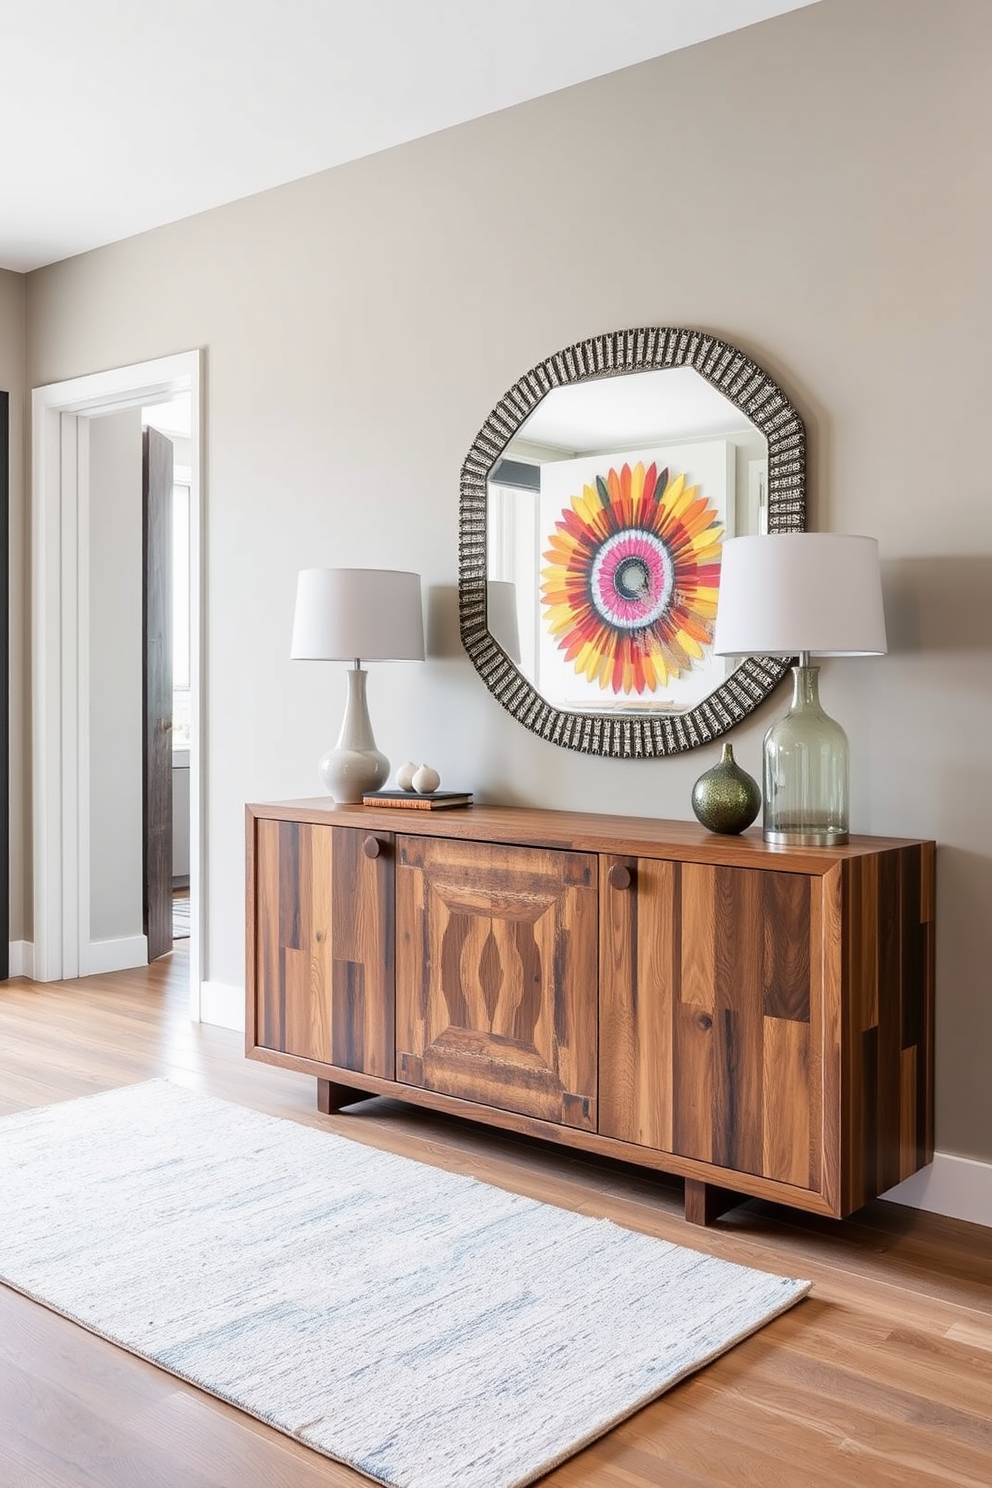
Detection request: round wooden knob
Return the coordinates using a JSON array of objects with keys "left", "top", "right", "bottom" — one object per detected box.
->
[
  {"left": 363, "top": 835, "right": 382, "bottom": 860},
  {"left": 608, "top": 863, "right": 632, "bottom": 891}
]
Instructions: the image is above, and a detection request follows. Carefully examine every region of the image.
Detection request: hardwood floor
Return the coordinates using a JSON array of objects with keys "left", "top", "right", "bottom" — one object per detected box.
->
[{"left": 0, "top": 948, "right": 989, "bottom": 1487}]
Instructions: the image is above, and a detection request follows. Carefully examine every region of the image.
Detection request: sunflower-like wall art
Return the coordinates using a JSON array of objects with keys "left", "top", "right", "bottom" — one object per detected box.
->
[{"left": 541, "top": 461, "right": 723, "bottom": 696}]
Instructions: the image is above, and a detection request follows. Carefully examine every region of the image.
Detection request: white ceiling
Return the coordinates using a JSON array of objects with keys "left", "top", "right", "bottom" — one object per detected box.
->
[{"left": 0, "top": 0, "right": 819, "bottom": 274}]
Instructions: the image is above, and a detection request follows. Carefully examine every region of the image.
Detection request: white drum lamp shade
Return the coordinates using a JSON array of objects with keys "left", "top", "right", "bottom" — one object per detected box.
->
[
  {"left": 291, "top": 568, "right": 425, "bottom": 803},
  {"left": 291, "top": 568, "right": 425, "bottom": 663},
  {"left": 713, "top": 534, "right": 887, "bottom": 846},
  {"left": 713, "top": 534, "right": 887, "bottom": 660}
]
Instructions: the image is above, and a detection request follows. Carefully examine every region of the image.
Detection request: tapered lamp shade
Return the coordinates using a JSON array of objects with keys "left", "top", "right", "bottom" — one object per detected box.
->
[
  {"left": 712, "top": 534, "right": 887, "bottom": 847},
  {"left": 290, "top": 568, "right": 424, "bottom": 803}
]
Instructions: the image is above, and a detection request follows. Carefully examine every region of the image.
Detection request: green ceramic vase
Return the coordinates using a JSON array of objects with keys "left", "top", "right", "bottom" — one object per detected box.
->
[{"left": 691, "top": 742, "right": 761, "bottom": 835}]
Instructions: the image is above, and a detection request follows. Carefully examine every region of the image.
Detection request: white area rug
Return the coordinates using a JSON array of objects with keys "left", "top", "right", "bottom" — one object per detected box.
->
[{"left": 0, "top": 1082, "right": 810, "bottom": 1488}]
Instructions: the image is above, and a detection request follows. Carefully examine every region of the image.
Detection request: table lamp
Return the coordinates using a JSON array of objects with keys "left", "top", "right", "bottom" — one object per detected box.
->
[
  {"left": 712, "top": 534, "right": 887, "bottom": 846},
  {"left": 291, "top": 568, "right": 425, "bottom": 802}
]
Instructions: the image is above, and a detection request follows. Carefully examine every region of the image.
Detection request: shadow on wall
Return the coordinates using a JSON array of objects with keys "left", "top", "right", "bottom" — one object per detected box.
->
[
  {"left": 931, "top": 844, "right": 992, "bottom": 1160},
  {"left": 425, "top": 584, "right": 464, "bottom": 661},
  {"left": 424, "top": 584, "right": 537, "bottom": 807},
  {"left": 883, "top": 556, "right": 992, "bottom": 653}
]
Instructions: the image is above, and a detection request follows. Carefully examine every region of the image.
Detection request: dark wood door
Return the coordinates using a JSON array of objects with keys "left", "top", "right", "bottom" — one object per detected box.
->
[
  {"left": 251, "top": 819, "right": 395, "bottom": 1076},
  {"left": 142, "top": 426, "right": 174, "bottom": 962},
  {"left": 599, "top": 856, "right": 819, "bottom": 1192},
  {"left": 395, "top": 836, "right": 598, "bottom": 1129}
]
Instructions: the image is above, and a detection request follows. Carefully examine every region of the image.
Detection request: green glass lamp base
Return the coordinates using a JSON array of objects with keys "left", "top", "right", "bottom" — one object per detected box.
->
[{"left": 762, "top": 664, "right": 850, "bottom": 850}]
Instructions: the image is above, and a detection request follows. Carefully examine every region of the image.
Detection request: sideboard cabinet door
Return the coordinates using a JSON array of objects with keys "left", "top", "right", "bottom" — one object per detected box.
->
[
  {"left": 395, "top": 836, "right": 598, "bottom": 1129},
  {"left": 600, "top": 856, "right": 819, "bottom": 1194},
  {"left": 250, "top": 818, "right": 395, "bottom": 1078}
]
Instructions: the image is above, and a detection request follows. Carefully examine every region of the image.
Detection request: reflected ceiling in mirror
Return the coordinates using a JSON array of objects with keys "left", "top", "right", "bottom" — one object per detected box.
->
[{"left": 460, "top": 328, "right": 806, "bottom": 758}]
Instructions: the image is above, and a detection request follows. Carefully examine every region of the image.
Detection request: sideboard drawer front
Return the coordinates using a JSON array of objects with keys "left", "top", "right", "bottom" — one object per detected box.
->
[
  {"left": 395, "top": 836, "right": 598, "bottom": 1128},
  {"left": 252, "top": 819, "right": 395, "bottom": 1078}
]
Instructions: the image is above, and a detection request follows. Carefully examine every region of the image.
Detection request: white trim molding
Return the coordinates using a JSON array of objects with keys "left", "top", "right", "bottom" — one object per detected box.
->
[
  {"left": 8, "top": 942, "right": 35, "bottom": 979},
  {"left": 882, "top": 1153, "right": 992, "bottom": 1230},
  {"left": 31, "top": 351, "right": 204, "bottom": 1020},
  {"left": 79, "top": 935, "right": 150, "bottom": 978},
  {"left": 199, "top": 982, "right": 245, "bottom": 1033}
]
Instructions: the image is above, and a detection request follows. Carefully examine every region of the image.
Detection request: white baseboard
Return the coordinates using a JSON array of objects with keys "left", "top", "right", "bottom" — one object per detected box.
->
[
  {"left": 79, "top": 935, "right": 149, "bottom": 977},
  {"left": 881, "top": 1152, "right": 992, "bottom": 1229},
  {"left": 199, "top": 980, "right": 245, "bottom": 1032},
  {"left": 8, "top": 941, "right": 34, "bottom": 978}
]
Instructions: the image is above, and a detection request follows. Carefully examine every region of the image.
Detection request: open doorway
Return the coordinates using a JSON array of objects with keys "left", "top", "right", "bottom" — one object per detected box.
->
[{"left": 31, "top": 351, "right": 203, "bottom": 1018}]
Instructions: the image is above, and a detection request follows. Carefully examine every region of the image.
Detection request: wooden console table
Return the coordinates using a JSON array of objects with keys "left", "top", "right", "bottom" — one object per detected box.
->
[{"left": 246, "top": 800, "right": 934, "bottom": 1224}]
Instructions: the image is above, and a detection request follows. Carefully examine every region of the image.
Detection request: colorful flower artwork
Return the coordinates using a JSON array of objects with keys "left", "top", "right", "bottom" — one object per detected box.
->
[{"left": 540, "top": 461, "right": 723, "bottom": 696}]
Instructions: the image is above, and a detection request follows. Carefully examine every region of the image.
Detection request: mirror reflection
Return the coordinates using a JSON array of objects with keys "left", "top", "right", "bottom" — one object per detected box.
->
[{"left": 486, "top": 368, "right": 768, "bottom": 716}]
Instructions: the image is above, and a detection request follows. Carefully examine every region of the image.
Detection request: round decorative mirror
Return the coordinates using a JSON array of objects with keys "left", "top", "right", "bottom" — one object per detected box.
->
[{"left": 459, "top": 327, "right": 806, "bottom": 756}]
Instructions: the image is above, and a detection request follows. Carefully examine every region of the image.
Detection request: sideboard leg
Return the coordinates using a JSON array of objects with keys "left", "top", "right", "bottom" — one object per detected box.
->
[
  {"left": 684, "top": 1178, "right": 740, "bottom": 1226},
  {"left": 317, "top": 1079, "right": 370, "bottom": 1114}
]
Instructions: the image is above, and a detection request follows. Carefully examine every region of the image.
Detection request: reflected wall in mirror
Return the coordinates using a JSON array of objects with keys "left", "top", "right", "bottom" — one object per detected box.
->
[{"left": 459, "top": 328, "right": 806, "bottom": 757}]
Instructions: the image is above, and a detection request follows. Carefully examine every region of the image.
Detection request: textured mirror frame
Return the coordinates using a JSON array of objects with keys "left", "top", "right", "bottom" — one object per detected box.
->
[{"left": 458, "top": 327, "right": 807, "bottom": 758}]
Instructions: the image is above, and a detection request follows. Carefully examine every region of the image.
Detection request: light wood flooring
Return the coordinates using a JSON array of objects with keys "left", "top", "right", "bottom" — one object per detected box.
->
[{"left": 0, "top": 946, "right": 990, "bottom": 1488}]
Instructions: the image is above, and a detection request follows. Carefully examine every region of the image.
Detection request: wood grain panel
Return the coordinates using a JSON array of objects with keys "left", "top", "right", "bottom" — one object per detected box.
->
[
  {"left": 249, "top": 821, "right": 394, "bottom": 1078},
  {"left": 673, "top": 861, "right": 716, "bottom": 1167},
  {"left": 680, "top": 862, "right": 716, "bottom": 1012},
  {"left": 253, "top": 818, "right": 284, "bottom": 1051},
  {"left": 712, "top": 867, "right": 763, "bottom": 1176},
  {"left": 819, "top": 863, "right": 844, "bottom": 1216},
  {"left": 875, "top": 850, "right": 902, "bottom": 1197},
  {"left": 900, "top": 1044, "right": 919, "bottom": 1182},
  {"left": 761, "top": 871, "right": 812, "bottom": 1022},
  {"left": 598, "top": 855, "right": 675, "bottom": 1151},
  {"left": 847, "top": 853, "right": 879, "bottom": 1033},
  {"left": 395, "top": 837, "right": 597, "bottom": 1127},
  {"left": 674, "top": 863, "right": 815, "bottom": 1188},
  {"left": 841, "top": 845, "right": 933, "bottom": 1213},
  {"left": 762, "top": 1015, "right": 811, "bottom": 1188},
  {"left": 900, "top": 846, "right": 923, "bottom": 1049}
]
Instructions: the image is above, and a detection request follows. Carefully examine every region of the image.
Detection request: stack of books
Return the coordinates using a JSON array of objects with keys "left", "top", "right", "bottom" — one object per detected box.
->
[{"left": 361, "top": 790, "right": 473, "bottom": 811}]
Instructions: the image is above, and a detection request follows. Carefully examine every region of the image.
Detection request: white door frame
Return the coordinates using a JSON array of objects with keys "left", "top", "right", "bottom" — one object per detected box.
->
[{"left": 32, "top": 350, "right": 204, "bottom": 1017}]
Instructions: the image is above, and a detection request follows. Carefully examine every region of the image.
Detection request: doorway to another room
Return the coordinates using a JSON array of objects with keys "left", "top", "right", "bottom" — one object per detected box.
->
[{"left": 31, "top": 352, "right": 203, "bottom": 1017}]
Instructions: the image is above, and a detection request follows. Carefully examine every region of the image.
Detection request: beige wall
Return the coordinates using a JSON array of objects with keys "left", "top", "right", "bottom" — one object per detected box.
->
[
  {"left": 20, "top": 0, "right": 992, "bottom": 1160},
  {"left": 0, "top": 270, "right": 25, "bottom": 949}
]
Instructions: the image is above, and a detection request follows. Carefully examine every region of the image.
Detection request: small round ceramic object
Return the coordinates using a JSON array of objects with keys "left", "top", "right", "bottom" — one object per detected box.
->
[
  {"left": 412, "top": 764, "right": 441, "bottom": 794},
  {"left": 395, "top": 761, "right": 419, "bottom": 792},
  {"left": 691, "top": 743, "right": 761, "bottom": 835}
]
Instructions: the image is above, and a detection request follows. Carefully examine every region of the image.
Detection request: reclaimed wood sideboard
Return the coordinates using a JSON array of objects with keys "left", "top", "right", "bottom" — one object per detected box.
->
[{"left": 246, "top": 800, "right": 934, "bottom": 1225}]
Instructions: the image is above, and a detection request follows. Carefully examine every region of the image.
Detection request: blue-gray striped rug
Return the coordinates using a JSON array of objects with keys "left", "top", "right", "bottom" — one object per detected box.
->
[{"left": 0, "top": 1081, "right": 810, "bottom": 1488}]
